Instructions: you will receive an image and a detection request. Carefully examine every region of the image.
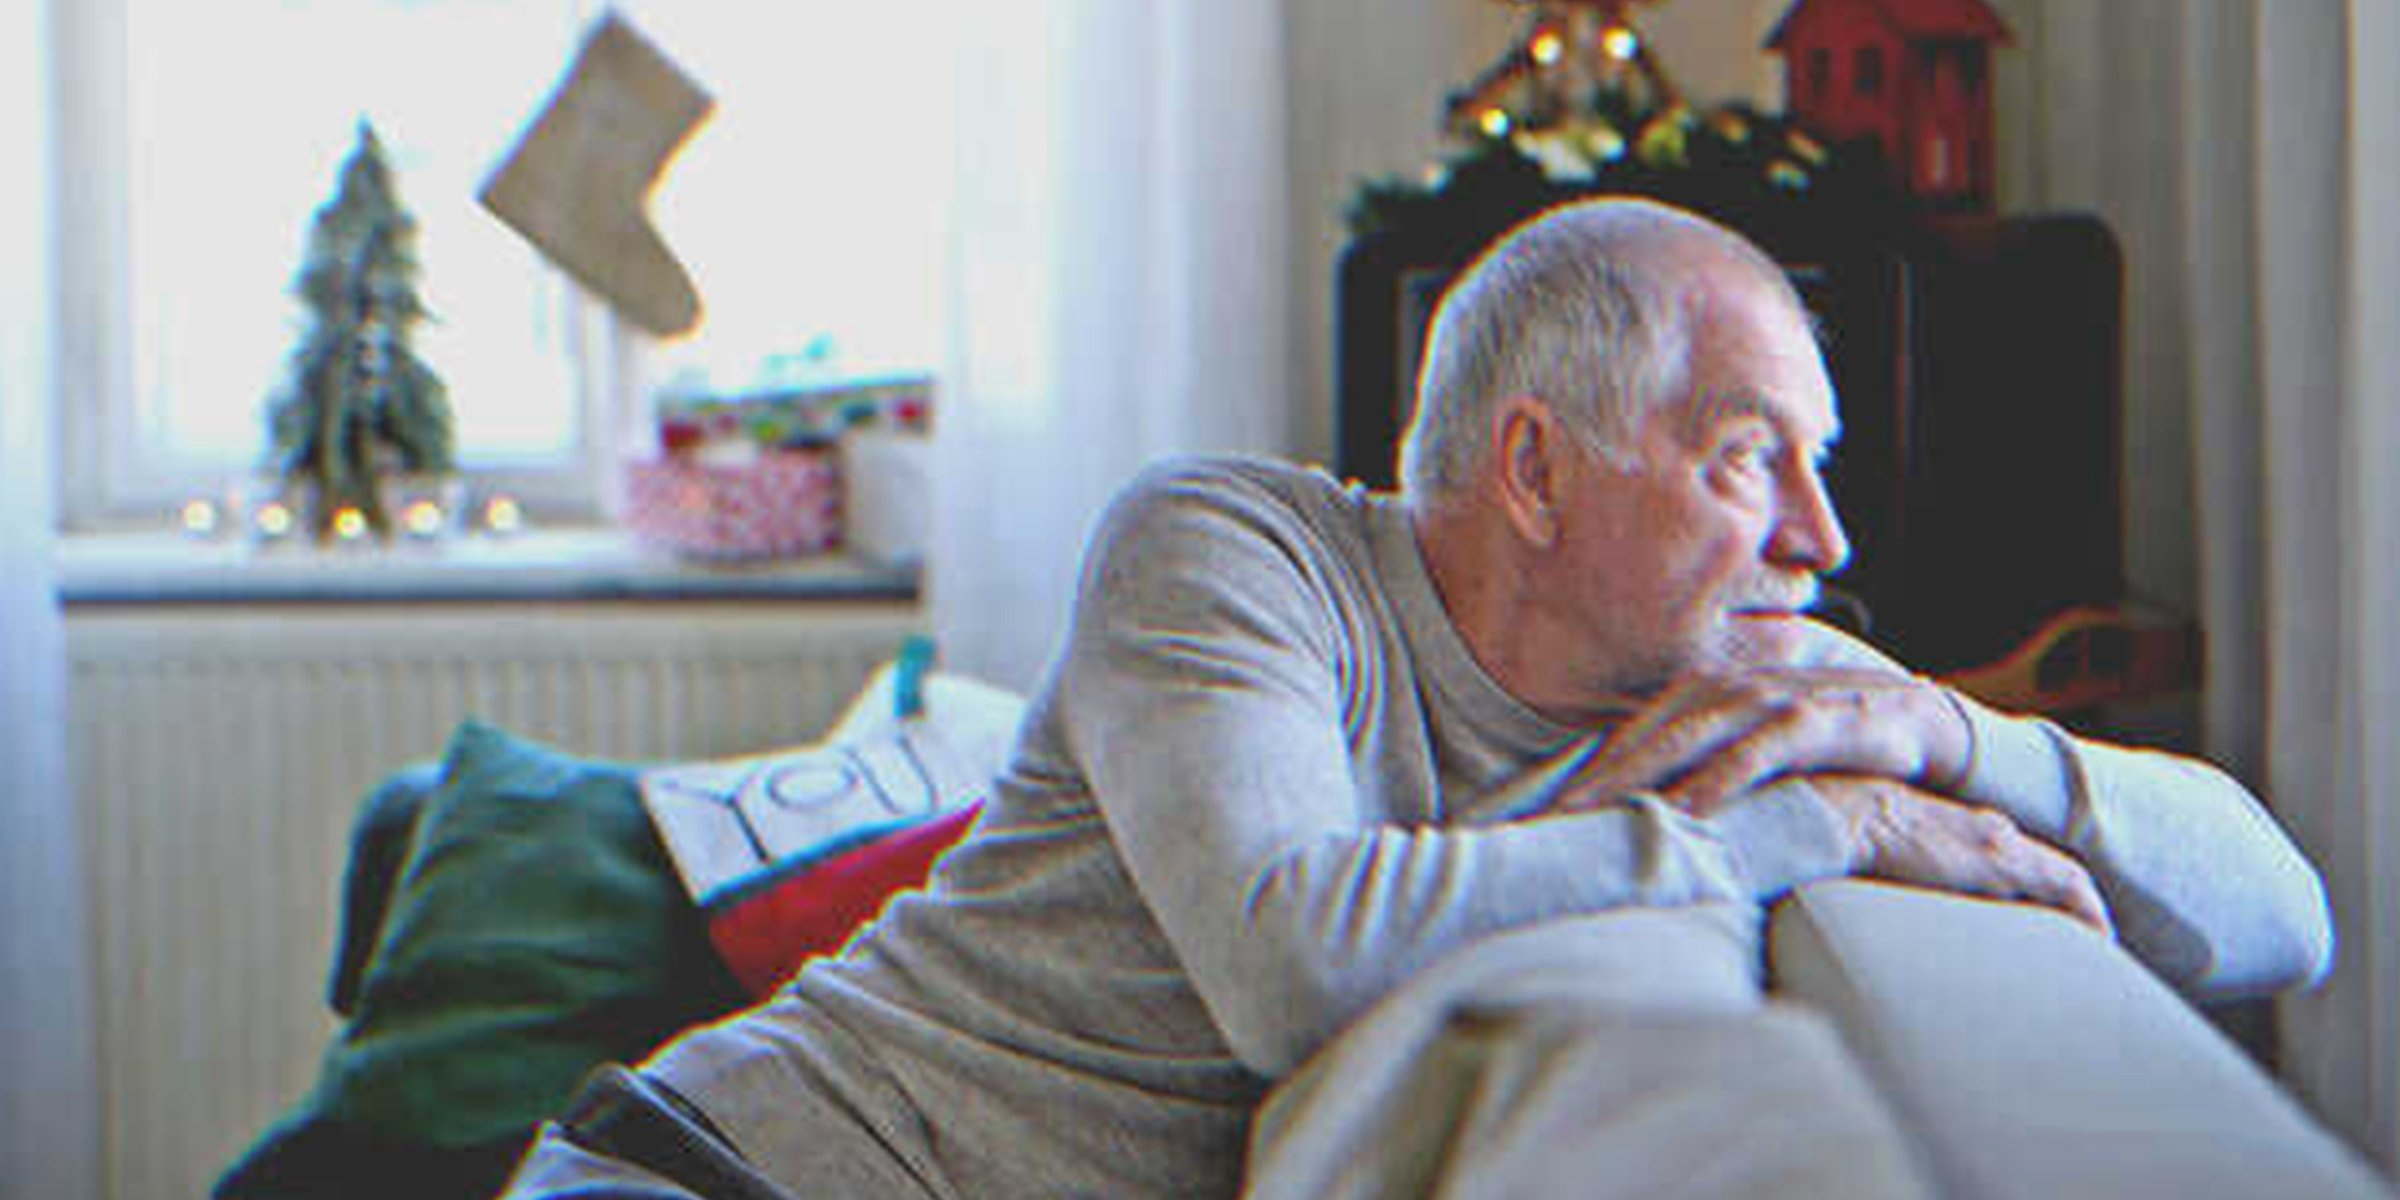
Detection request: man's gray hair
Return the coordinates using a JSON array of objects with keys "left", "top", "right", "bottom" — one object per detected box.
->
[{"left": 1396, "top": 197, "right": 1797, "bottom": 498}]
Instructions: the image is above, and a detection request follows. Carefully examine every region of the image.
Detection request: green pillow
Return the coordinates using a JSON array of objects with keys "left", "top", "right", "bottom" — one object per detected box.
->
[{"left": 218, "top": 720, "right": 744, "bottom": 1197}]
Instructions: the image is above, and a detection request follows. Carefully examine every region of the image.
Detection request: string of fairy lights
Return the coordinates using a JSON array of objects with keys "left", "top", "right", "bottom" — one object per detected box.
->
[{"left": 1444, "top": 0, "right": 1826, "bottom": 192}]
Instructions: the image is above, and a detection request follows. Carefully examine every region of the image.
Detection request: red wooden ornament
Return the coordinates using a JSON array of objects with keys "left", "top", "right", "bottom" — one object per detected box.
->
[{"left": 1766, "top": 0, "right": 2011, "bottom": 209}]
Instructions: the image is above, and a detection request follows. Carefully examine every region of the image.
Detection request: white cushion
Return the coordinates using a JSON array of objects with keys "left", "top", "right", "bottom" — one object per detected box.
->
[
  {"left": 1769, "top": 879, "right": 2393, "bottom": 1199},
  {"left": 1246, "top": 906, "right": 1935, "bottom": 1200}
]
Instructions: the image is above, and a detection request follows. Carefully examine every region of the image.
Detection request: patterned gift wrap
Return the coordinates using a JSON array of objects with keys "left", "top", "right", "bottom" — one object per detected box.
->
[{"left": 622, "top": 449, "right": 844, "bottom": 560}]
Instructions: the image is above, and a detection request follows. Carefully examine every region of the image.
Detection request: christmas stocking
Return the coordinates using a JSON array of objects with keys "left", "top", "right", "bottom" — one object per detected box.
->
[{"left": 480, "top": 12, "right": 712, "bottom": 338}]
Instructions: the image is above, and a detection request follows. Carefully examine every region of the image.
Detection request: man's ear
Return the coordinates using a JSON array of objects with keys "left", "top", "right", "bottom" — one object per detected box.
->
[{"left": 1491, "top": 396, "right": 1565, "bottom": 549}]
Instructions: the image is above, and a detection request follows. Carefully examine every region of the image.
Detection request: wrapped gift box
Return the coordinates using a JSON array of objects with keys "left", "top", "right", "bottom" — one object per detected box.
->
[
  {"left": 839, "top": 429, "right": 928, "bottom": 567},
  {"left": 622, "top": 449, "right": 842, "bottom": 561}
]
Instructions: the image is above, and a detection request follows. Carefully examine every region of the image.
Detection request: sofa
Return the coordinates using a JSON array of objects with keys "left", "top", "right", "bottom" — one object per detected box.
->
[{"left": 216, "top": 662, "right": 2396, "bottom": 1199}]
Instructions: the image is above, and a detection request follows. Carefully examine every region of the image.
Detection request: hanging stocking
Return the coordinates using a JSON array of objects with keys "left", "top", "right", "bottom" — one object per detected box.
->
[{"left": 480, "top": 12, "right": 713, "bottom": 337}]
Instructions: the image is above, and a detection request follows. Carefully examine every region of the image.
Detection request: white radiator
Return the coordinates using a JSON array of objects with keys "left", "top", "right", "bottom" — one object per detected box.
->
[{"left": 65, "top": 601, "right": 921, "bottom": 1200}]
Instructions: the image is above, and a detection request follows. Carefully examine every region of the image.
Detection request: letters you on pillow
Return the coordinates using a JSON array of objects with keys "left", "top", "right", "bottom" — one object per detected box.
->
[{"left": 641, "top": 664, "right": 1027, "bottom": 997}]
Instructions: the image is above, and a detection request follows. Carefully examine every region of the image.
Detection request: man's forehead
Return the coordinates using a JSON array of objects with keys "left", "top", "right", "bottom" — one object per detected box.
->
[
  {"left": 1670, "top": 280, "right": 1838, "bottom": 439},
  {"left": 1672, "top": 388, "right": 1841, "bottom": 449}
]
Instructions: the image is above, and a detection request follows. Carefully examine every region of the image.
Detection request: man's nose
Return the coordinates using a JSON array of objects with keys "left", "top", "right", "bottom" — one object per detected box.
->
[{"left": 1770, "top": 466, "right": 1851, "bottom": 575}]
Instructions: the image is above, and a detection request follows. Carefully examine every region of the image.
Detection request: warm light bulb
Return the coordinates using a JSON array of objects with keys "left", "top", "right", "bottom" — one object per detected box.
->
[
  {"left": 179, "top": 499, "right": 220, "bottom": 537},
  {"left": 483, "top": 495, "right": 524, "bottom": 535},
  {"left": 1479, "top": 107, "right": 1512, "bottom": 138},
  {"left": 402, "top": 499, "right": 446, "bottom": 538},
  {"left": 1530, "top": 30, "right": 1564, "bottom": 66},
  {"left": 1602, "top": 26, "right": 1639, "bottom": 61},
  {"left": 254, "top": 502, "right": 295, "bottom": 539},
  {"left": 332, "top": 507, "right": 369, "bottom": 541},
  {"left": 1583, "top": 125, "right": 1628, "bottom": 162}
]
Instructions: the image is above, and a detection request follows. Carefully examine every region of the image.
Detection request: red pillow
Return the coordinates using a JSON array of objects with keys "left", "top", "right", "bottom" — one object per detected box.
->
[
  {"left": 704, "top": 802, "right": 982, "bottom": 998},
  {"left": 639, "top": 659, "right": 1028, "bottom": 1001}
]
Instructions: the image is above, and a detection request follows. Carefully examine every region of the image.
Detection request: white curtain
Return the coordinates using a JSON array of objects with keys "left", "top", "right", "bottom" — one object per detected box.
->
[
  {"left": 1998, "top": 0, "right": 2400, "bottom": 1169},
  {"left": 2247, "top": 2, "right": 2400, "bottom": 1168},
  {"left": 0, "top": 1, "right": 102, "bottom": 1196},
  {"left": 934, "top": 0, "right": 1294, "bottom": 691}
]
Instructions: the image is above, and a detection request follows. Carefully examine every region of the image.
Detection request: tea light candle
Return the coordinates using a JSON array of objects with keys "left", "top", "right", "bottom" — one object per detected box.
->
[
  {"left": 252, "top": 500, "right": 297, "bottom": 541},
  {"left": 482, "top": 494, "right": 524, "bottom": 536},
  {"left": 400, "top": 498, "right": 447, "bottom": 540},
  {"left": 179, "top": 498, "right": 222, "bottom": 538}
]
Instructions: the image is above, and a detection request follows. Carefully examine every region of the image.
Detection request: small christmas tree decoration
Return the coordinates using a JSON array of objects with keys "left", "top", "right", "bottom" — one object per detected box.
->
[
  {"left": 1444, "top": 0, "right": 1683, "bottom": 144},
  {"left": 264, "top": 121, "right": 456, "bottom": 543}
]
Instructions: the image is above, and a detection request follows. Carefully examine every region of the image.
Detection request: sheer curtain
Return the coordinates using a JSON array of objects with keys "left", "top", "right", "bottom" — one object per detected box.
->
[
  {"left": 2244, "top": 2, "right": 2400, "bottom": 1168},
  {"left": 1, "top": 2, "right": 102, "bottom": 1196},
  {"left": 1997, "top": 0, "right": 2400, "bottom": 1169},
  {"left": 933, "top": 0, "right": 1293, "bottom": 691}
]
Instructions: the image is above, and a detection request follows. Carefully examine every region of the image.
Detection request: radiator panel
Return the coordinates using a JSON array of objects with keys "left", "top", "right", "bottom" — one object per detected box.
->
[{"left": 66, "top": 602, "right": 920, "bottom": 1200}]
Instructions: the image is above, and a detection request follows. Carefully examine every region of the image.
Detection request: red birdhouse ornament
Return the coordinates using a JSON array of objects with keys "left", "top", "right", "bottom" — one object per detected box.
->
[{"left": 1766, "top": 0, "right": 2010, "bottom": 209}]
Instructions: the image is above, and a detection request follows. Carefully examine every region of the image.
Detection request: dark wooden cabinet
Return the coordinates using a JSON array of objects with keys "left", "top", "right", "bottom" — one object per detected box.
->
[{"left": 1335, "top": 211, "right": 2128, "bottom": 675}]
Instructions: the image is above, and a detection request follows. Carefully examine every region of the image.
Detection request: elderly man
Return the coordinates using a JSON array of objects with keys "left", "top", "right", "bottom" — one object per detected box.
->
[{"left": 503, "top": 198, "right": 2330, "bottom": 1199}]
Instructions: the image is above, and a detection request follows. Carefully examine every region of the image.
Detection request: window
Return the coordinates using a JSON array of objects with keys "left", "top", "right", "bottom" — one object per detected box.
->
[
  {"left": 1853, "top": 46, "right": 1884, "bottom": 97},
  {"left": 56, "top": 0, "right": 953, "bottom": 528},
  {"left": 1808, "top": 48, "right": 1832, "bottom": 102},
  {"left": 1925, "top": 134, "right": 1953, "bottom": 189}
]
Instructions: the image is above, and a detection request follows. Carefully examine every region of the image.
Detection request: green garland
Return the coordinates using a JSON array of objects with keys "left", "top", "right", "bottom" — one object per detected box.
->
[{"left": 1347, "top": 93, "right": 1912, "bottom": 256}]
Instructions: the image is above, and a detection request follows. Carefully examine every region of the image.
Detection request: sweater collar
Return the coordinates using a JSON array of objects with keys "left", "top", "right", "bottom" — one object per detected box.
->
[{"left": 1362, "top": 492, "right": 1580, "bottom": 757}]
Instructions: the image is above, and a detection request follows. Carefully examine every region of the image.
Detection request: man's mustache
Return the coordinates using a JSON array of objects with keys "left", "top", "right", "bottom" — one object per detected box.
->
[{"left": 1726, "top": 574, "right": 1820, "bottom": 616}]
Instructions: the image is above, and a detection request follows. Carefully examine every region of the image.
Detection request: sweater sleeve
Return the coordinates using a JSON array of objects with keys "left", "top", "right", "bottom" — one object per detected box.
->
[
  {"left": 1056, "top": 467, "right": 1845, "bottom": 1078},
  {"left": 1947, "top": 695, "right": 2333, "bottom": 999},
  {"left": 1809, "top": 626, "right": 2333, "bottom": 999}
]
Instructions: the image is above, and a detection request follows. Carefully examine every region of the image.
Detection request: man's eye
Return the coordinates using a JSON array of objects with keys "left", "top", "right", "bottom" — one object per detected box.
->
[{"left": 1721, "top": 440, "right": 1776, "bottom": 474}]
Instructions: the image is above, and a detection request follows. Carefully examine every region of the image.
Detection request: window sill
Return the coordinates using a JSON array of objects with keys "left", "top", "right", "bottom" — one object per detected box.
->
[{"left": 57, "top": 527, "right": 920, "bottom": 606}]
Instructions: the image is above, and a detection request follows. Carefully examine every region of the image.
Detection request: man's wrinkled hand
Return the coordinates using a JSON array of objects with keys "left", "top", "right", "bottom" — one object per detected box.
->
[
  {"left": 1553, "top": 667, "right": 1974, "bottom": 816},
  {"left": 1812, "top": 774, "right": 2113, "bottom": 935}
]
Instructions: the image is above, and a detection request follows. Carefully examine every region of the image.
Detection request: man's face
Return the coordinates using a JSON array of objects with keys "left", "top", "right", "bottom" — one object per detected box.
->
[{"left": 1545, "top": 275, "right": 1850, "bottom": 698}]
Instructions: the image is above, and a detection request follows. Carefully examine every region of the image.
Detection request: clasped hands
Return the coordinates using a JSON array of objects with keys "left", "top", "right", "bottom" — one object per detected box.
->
[{"left": 1554, "top": 667, "right": 2113, "bottom": 935}]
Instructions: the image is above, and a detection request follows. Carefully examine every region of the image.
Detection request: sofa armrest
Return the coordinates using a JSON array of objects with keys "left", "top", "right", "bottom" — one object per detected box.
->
[{"left": 1768, "top": 879, "right": 2392, "bottom": 1200}]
